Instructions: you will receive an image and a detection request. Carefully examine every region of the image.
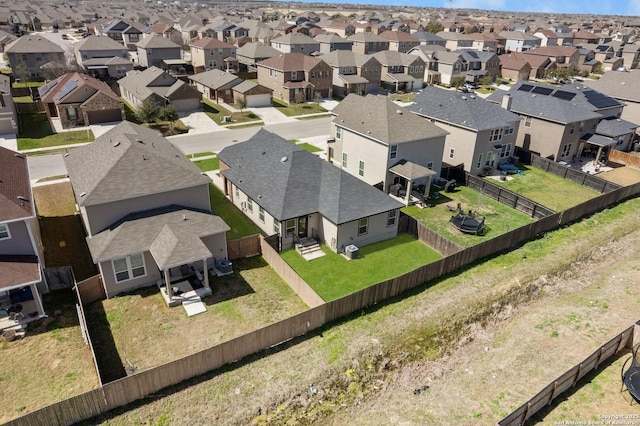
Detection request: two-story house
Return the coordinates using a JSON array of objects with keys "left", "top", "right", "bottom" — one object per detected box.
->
[
  {"left": 64, "top": 121, "right": 230, "bottom": 299},
  {"left": 466, "top": 32, "right": 501, "bottom": 53},
  {"left": 99, "top": 18, "right": 144, "bottom": 51},
  {"left": 621, "top": 42, "right": 640, "bottom": 70},
  {"left": 435, "top": 31, "right": 473, "bottom": 50},
  {"left": 497, "top": 31, "right": 541, "bottom": 52},
  {"left": 74, "top": 35, "right": 132, "bottom": 79},
  {"left": 189, "top": 37, "right": 237, "bottom": 73},
  {"left": 324, "top": 22, "right": 356, "bottom": 38},
  {"left": 0, "top": 146, "right": 47, "bottom": 332},
  {"left": 431, "top": 50, "right": 467, "bottom": 85},
  {"left": 270, "top": 32, "right": 320, "bottom": 54},
  {"left": 314, "top": 33, "right": 353, "bottom": 54},
  {"left": 143, "top": 22, "right": 183, "bottom": 47},
  {"left": 499, "top": 53, "right": 533, "bottom": 81},
  {"left": 406, "top": 45, "right": 446, "bottom": 85},
  {"left": 329, "top": 94, "right": 448, "bottom": 205},
  {"left": 236, "top": 42, "right": 280, "bottom": 72},
  {"left": 408, "top": 86, "right": 522, "bottom": 176},
  {"left": 372, "top": 50, "right": 425, "bottom": 92},
  {"left": 524, "top": 46, "right": 581, "bottom": 69},
  {"left": 459, "top": 50, "right": 501, "bottom": 82},
  {"left": 136, "top": 34, "right": 182, "bottom": 69},
  {"left": 256, "top": 52, "right": 332, "bottom": 103},
  {"left": 379, "top": 30, "right": 420, "bottom": 53},
  {"left": 533, "top": 30, "right": 559, "bottom": 47},
  {"left": 348, "top": 32, "right": 390, "bottom": 55},
  {"left": 321, "top": 50, "right": 381, "bottom": 97},
  {"left": 5, "top": 35, "right": 65, "bottom": 81},
  {"left": 411, "top": 31, "right": 447, "bottom": 47}
]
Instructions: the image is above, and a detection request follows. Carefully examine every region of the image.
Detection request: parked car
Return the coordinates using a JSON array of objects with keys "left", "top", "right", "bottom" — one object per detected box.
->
[{"left": 464, "top": 83, "right": 476, "bottom": 91}]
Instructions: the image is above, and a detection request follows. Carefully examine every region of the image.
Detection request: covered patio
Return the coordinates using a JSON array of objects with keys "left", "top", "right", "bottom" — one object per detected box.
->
[
  {"left": 0, "top": 255, "right": 46, "bottom": 335},
  {"left": 382, "top": 72, "right": 416, "bottom": 93},
  {"left": 339, "top": 74, "right": 369, "bottom": 96},
  {"left": 388, "top": 159, "right": 437, "bottom": 206}
]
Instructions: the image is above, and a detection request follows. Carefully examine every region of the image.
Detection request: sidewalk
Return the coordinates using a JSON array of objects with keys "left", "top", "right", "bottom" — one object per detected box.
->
[{"left": 0, "top": 133, "right": 17, "bottom": 151}]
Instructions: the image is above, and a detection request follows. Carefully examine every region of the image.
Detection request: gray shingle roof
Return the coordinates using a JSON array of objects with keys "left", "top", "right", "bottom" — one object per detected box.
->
[
  {"left": 87, "top": 205, "right": 229, "bottom": 265},
  {"left": 595, "top": 116, "right": 638, "bottom": 137},
  {"left": 236, "top": 42, "right": 280, "bottom": 59},
  {"left": 136, "top": 33, "right": 180, "bottom": 49},
  {"left": 64, "top": 121, "right": 211, "bottom": 207},
  {"left": 217, "top": 129, "right": 402, "bottom": 224},
  {"left": 583, "top": 70, "right": 640, "bottom": 103},
  {"left": 118, "top": 66, "right": 199, "bottom": 103},
  {"left": 75, "top": 34, "right": 128, "bottom": 51},
  {"left": 408, "top": 86, "right": 521, "bottom": 132},
  {"left": 5, "top": 35, "right": 64, "bottom": 54},
  {"left": 332, "top": 94, "right": 448, "bottom": 144},
  {"left": 188, "top": 68, "right": 242, "bottom": 89}
]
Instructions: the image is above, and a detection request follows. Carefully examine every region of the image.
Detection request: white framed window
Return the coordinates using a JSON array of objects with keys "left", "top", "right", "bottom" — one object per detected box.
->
[
  {"left": 285, "top": 218, "right": 296, "bottom": 237},
  {"left": 234, "top": 186, "right": 239, "bottom": 198},
  {"left": 490, "top": 128, "right": 503, "bottom": 142},
  {"left": 247, "top": 198, "right": 253, "bottom": 212},
  {"left": 506, "top": 124, "right": 514, "bottom": 134},
  {"left": 358, "top": 217, "right": 368, "bottom": 235},
  {"left": 390, "top": 144, "right": 398, "bottom": 160},
  {"left": 477, "top": 153, "right": 483, "bottom": 169},
  {"left": 342, "top": 152, "right": 348, "bottom": 168},
  {"left": 291, "top": 70, "right": 297, "bottom": 79},
  {"left": 113, "top": 253, "right": 146, "bottom": 283},
  {"left": 358, "top": 160, "right": 365, "bottom": 176},
  {"left": 500, "top": 144, "right": 512, "bottom": 158},
  {"left": 427, "top": 161, "right": 434, "bottom": 169},
  {"left": 67, "top": 107, "right": 77, "bottom": 120},
  {"left": 449, "top": 148, "right": 455, "bottom": 159},
  {"left": 336, "top": 126, "right": 342, "bottom": 139},
  {"left": 524, "top": 116, "right": 532, "bottom": 127},
  {"left": 259, "top": 207, "right": 265, "bottom": 223},
  {"left": 0, "top": 223, "right": 10, "bottom": 240},
  {"left": 485, "top": 151, "right": 494, "bottom": 167},
  {"left": 387, "top": 210, "right": 397, "bottom": 227},
  {"left": 273, "top": 219, "right": 280, "bottom": 234}
]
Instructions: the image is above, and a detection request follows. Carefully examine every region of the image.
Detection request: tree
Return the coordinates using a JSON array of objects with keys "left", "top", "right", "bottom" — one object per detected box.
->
[
  {"left": 157, "top": 104, "right": 178, "bottom": 122},
  {"left": 136, "top": 98, "right": 160, "bottom": 123},
  {"left": 294, "top": 89, "right": 306, "bottom": 105},
  {"left": 478, "top": 76, "right": 493, "bottom": 87},
  {"left": 450, "top": 77, "right": 466, "bottom": 89},
  {"left": 425, "top": 20, "right": 443, "bottom": 34},
  {"left": 235, "top": 98, "right": 246, "bottom": 114}
]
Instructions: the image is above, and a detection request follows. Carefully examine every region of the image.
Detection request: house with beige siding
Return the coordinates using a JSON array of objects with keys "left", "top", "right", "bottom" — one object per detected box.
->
[
  {"left": 5, "top": 35, "right": 65, "bottom": 80},
  {"left": 74, "top": 35, "right": 131, "bottom": 78},
  {"left": 189, "top": 37, "right": 237, "bottom": 73},
  {"left": 64, "top": 122, "right": 230, "bottom": 299},
  {"left": 372, "top": 50, "right": 424, "bottom": 92},
  {"left": 136, "top": 34, "right": 182, "bottom": 68},
  {"left": 348, "top": 32, "right": 390, "bottom": 55},
  {"left": 270, "top": 32, "right": 320, "bottom": 54},
  {"left": 321, "top": 50, "right": 381, "bottom": 97},
  {"left": 218, "top": 129, "right": 402, "bottom": 253}
]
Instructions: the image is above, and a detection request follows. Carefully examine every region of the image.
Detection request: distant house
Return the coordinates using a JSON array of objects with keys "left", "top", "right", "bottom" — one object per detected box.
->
[
  {"left": 5, "top": 35, "right": 65, "bottom": 81},
  {"left": 321, "top": 50, "right": 381, "bottom": 97},
  {"left": 236, "top": 42, "right": 280, "bottom": 72},
  {"left": 256, "top": 52, "right": 332, "bottom": 103},
  {"left": 39, "top": 72, "right": 125, "bottom": 129},
  {"left": 348, "top": 32, "right": 390, "bottom": 55},
  {"left": 329, "top": 94, "right": 447, "bottom": 205},
  {"left": 372, "top": 50, "right": 424, "bottom": 92},
  {"left": 620, "top": 42, "right": 640, "bottom": 70},
  {"left": 466, "top": 32, "right": 501, "bottom": 53},
  {"left": 74, "top": 35, "right": 132, "bottom": 79},
  {"left": 324, "top": 22, "right": 356, "bottom": 38},
  {"left": 533, "top": 30, "right": 559, "bottom": 47},
  {"left": 0, "top": 146, "right": 47, "bottom": 332},
  {"left": 189, "top": 37, "right": 237, "bottom": 73},
  {"left": 136, "top": 34, "right": 182, "bottom": 69},
  {"left": 118, "top": 66, "right": 202, "bottom": 113},
  {"left": 411, "top": 31, "right": 446, "bottom": 47},
  {"left": 408, "top": 86, "right": 521, "bottom": 176},
  {"left": 64, "top": 121, "right": 230, "bottom": 298},
  {"left": 99, "top": 18, "right": 144, "bottom": 51},
  {"left": 143, "top": 22, "right": 183, "bottom": 47},
  {"left": 379, "top": 30, "right": 420, "bottom": 53},
  {"left": 314, "top": 33, "right": 353, "bottom": 54},
  {"left": 524, "top": 46, "right": 580, "bottom": 69},
  {"left": 270, "top": 32, "right": 320, "bottom": 55},
  {"left": 435, "top": 31, "right": 473, "bottom": 50},
  {"left": 497, "top": 31, "right": 540, "bottom": 52},
  {"left": 218, "top": 128, "right": 403, "bottom": 252}
]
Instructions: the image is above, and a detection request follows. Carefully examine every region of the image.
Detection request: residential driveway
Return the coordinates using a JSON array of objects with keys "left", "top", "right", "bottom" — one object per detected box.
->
[
  {"left": 316, "top": 99, "right": 339, "bottom": 111},
  {"left": 89, "top": 122, "right": 120, "bottom": 138},
  {"left": 0, "top": 133, "right": 17, "bottom": 151},
  {"left": 179, "top": 111, "right": 226, "bottom": 134},
  {"left": 247, "top": 106, "right": 296, "bottom": 125}
]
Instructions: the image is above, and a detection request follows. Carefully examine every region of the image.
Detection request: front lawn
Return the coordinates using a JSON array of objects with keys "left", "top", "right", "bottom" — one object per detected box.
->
[
  {"left": 488, "top": 164, "right": 599, "bottom": 212},
  {"left": 17, "top": 113, "right": 94, "bottom": 151},
  {"left": 203, "top": 99, "right": 260, "bottom": 125},
  {"left": 194, "top": 157, "right": 219, "bottom": 171},
  {"left": 209, "top": 184, "right": 259, "bottom": 240},
  {"left": 281, "top": 233, "right": 442, "bottom": 301},
  {"left": 272, "top": 98, "right": 327, "bottom": 117},
  {"left": 402, "top": 185, "right": 536, "bottom": 247}
]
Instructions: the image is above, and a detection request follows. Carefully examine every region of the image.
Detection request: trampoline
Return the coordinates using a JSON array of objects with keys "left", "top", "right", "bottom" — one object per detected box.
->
[
  {"left": 622, "top": 344, "right": 640, "bottom": 404},
  {"left": 450, "top": 212, "right": 485, "bottom": 235}
]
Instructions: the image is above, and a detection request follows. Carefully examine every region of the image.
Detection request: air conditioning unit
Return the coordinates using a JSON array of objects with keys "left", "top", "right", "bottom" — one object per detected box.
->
[{"left": 345, "top": 244, "right": 359, "bottom": 259}]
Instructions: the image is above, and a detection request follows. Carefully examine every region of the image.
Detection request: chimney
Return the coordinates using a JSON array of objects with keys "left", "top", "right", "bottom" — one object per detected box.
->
[{"left": 501, "top": 94, "right": 512, "bottom": 111}]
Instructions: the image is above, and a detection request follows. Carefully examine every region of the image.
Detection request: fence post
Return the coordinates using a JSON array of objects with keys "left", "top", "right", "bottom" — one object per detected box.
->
[
  {"left": 572, "top": 363, "right": 583, "bottom": 386},
  {"left": 548, "top": 381, "right": 558, "bottom": 405},
  {"left": 595, "top": 347, "right": 605, "bottom": 369}
]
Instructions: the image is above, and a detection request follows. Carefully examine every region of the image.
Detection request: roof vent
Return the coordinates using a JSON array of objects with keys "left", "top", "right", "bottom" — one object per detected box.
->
[
  {"left": 461, "top": 96, "right": 467, "bottom": 100},
  {"left": 17, "top": 195, "right": 29, "bottom": 202},
  {"left": 396, "top": 109, "right": 402, "bottom": 115},
  {"left": 281, "top": 156, "right": 288, "bottom": 162},
  {"left": 136, "top": 138, "right": 144, "bottom": 143},
  {"left": 183, "top": 213, "right": 187, "bottom": 221},
  {"left": 13, "top": 153, "right": 25, "bottom": 159},
  {"left": 531, "top": 94, "right": 536, "bottom": 97},
  {"left": 63, "top": 152, "right": 70, "bottom": 157},
  {"left": 470, "top": 95, "right": 476, "bottom": 99},
  {"left": 80, "top": 192, "right": 87, "bottom": 197},
  {"left": 622, "top": 82, "right": 626, "bottom": 85},
  {"left": 113, "top": 141, "right": 120, "bottom": 147}
]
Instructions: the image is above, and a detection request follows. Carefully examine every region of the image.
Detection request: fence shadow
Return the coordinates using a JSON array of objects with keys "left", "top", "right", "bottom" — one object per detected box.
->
[
  {"left": 24, "top": 289, "right": 82, "bottom": 337},
  {"left": 83, "top": 300, "right": 127, "bottom": 384}
]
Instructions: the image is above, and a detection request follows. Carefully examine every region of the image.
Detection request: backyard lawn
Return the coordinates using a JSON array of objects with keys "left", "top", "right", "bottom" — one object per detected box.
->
[
  {"left": 273, "top": 98, "right": 327, "bottom": 117},
  {"left": 403, "top": 185, "right": 536, "bottom": 247},
  {"left": 209, "top": 184, "right": 259, "bottom": 240},
  {"left": 281, "top": 233, "right": 442, "bottom": 301},
  {"left": 17, "top": 113, "right": 94, "bottom": 151},
  {"left": 85, "top": 256, "right": 308, "bottom": 376},
  {"left": 488, "top": 164, "right": 599, "bottom": 212},
  {"left": 0, "top": 290, "right": 99, "bottom": 424}
]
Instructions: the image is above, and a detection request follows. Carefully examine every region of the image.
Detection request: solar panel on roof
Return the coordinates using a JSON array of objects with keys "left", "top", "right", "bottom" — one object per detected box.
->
[
  {"left": 39, "top": 79, "right": 59, "bottom": 96},
  {"left": 518, "top": 83, "right": 534, "bottom": 92},
  {"left": 55, "top": 80, "right": 78, "bottom": 100},
  {"left": 583, "top": 90, "right": 620, "bottom": 108},
  {"left": 531, "top": 86, "right": 553, "bottom": 95},
  {"left": 552, "top": 90, "right": 576, "bottom": 101}
]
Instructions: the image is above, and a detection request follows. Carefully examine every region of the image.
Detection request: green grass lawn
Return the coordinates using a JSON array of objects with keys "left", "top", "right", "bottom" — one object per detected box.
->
[
  {"left": 195, "top": 157, "right": 219, "bottom": 171},
  {"left": 12, "top": 81, "right": 44, "bottom": 88},
  {"left": 202, "top": 99, "right": 260, "bottom": 125},
  {"left": 389, "top": 92, "right": 418, "bottom": 103},
  {"left": 402, "top": 185, "right": 536, "bottom": 247},
  {"left": 281, "top": 233, "right": 442, "bottom": 301},
  {"left": 209, "top": 184, "right": 259, "bottom": 240},
  {"left": 272, "top": 98, "right": 327, "bottom": 117},
  {"left": 488, "top": 164, "right": 599, "bottom": 212},
  {"left": 188, "top": 151, "right": 216, "bottom": 158},
  {"left": 17, "top": 113, "right": 94, "bottom": 151},
  {"left": 13, "top": 95, "right": 33, "bottom": 103}
]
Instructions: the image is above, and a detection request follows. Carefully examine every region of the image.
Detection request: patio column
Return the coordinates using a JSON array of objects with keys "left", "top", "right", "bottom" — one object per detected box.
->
[
  {"left": 405, "top": 179, "right": 413, "bottom": 205},
  {"left": 164, "top": 269, "right": 173, "bottom": 300},
  {"left": 30, "top": 283, "right": 45, "bottom": 317},
  {"left": 596, "top": 146, "right": 604, "bottom": 163},
  {"left": 203, "top": 259, "right": 210, "bottom": 290}
]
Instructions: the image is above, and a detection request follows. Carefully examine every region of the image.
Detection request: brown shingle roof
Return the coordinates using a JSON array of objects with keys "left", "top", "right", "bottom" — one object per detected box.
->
[
  {"left": 0, "top": 255, "right": 40, "bottom": 289},
  {"left": 189, "top": 37, "right": 234, "bottom": 49},
  {"left": 257, "top": 52, "right": 325, "bottom": 71},
  {"left": 0, "top": 147, "right": 33, "bottom": 221}
]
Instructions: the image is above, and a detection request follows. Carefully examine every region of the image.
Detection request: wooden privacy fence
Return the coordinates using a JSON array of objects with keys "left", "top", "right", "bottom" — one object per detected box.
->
[
  {"left": 16, "top": 101, "right": 45, "bottom": 114},
  {"left": 609, "top": 149, "right": 640, "bottom": 170},
  {"left": 227, "top": 234, "right": 261, "bottom": 260},
  {"left": 400, "top": 212, "right": 463, "bottom": 257},
  {"left": 499, "top": 324, "right": 636, "bottom": 426},
  {"left": 75, "top": 274, "right": 105, "bottom": 304},
  {"left": 73, "top": 282, "right": 104, "bottom": 387},
  {"left": 531, "top": 155, "right": 621, "bottom": 193}
]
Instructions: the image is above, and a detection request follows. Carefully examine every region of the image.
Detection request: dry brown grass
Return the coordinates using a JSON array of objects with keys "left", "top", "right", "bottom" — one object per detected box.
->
[
  {"left": 33, "top": 182, "right": 76, "bottom": 217},
  {"left": 599, "top": 166, "right": 640, "bottom": 186}
]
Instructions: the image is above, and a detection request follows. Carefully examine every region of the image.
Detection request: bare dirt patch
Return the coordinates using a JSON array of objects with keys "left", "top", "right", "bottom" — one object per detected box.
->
[{"left": 599, "top": 166, "right": 640, "bottom": 186}]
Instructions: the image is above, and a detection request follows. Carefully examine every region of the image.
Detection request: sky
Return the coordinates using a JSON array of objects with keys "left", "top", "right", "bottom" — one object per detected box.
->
[{"left": 295, "top": 0, "right": 640, "bottom": 17}]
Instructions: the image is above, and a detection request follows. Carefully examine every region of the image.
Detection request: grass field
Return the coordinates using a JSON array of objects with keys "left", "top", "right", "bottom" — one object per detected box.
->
[
  {"left": 272, "top": 98, "right": 327, "bottom": 116},
  {"left": 281, "top": 233, "right": 442, "bottom": 301},
  {"left": 17, "top": 113, "right": 94, "bottom": 151},
  {"left": 194, "top": 157, "right": 219, "bottom": 171},
  {"left": 209, "top": 184, "right": 259, "bottom": 240},
  {"left": 203, "top": 99, "right": 260, "bottom": 125}
]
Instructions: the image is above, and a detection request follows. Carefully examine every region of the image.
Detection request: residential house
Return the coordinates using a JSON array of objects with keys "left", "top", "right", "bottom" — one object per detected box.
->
[
  {"left": 0, "top": 74, "right": 17, "bottom": 134},
  {"left": 218, "top": 128, "right": 403, "bottom": 252},
  {"left": 143, "top": 22, "right": 183, "bottom": 47},
  {"left": 499, "top": 53, "right": 533, "bottom": 81},
  {"left": 411, "top": 31, "right": 446, "bottom": 47},
  {"left": 406, "top": 45, "right": 446, "bottom": 85},
  {"left": 314, "top": 33, "right": 353, "bottom": 54},
  {"left": 64, "top": 121, "right": 230, "bottom": 299},
  {"left": 431, "top": 50, "right": 467, "bottom": 85},
  {"left": 621, "top": 42, "right": 640, "bottom": 69},
  {"left": 498, "top": 31, "right": 540, "bottom": 52},
  {"left": 435, "top": 31, "right": 473, "bottom": 50},
  {"left": 256, "top": 52, "right": 332, "bottom": 103},
  {"left": 5, "top": 35, "right": 65, "bottom": 81},
  {"left": 348, "top": 32, "right": 390, "bottom": 55},
  {"left": 231, "top": 80, "right": 273, "bottom": 108},
  {"left": 372, "top": 50, "right": 424, "bottom": 92},
  {"left": 174, "top": 14, "right": 206, "bottom": 45},
  {"left": 118, "top": 66, "right": 202, "bottom": 113},
  {"left": 210, "top": 22, "right": 249, "bottom": 45},
  {"left": 533, "top": 29, "right": 559, "bottom": 47},
  {"left": 466, "top": 32, "right": 501, "bottom": 53},
  {"left": 270, "top": 32, "right": 320, "bottom": 55},
  {"left": 39, "top": 72, "right": 125, "bottom": 129},
  {"left": 379, "top": 31, "right": 420, "bottom": 53},
  {"left": 99, "top": 18, "right": 144, "bottom": 50},
  {"left": 189, "top": 37, "right": 237, "bottom": 73},
  {"left": 0, "top": 146, "right": 47, "bottom": 332},
  {"left": 572, "top": 29, "right": 599, "bottom": 45},
  {"left": 486, "top": 81, "right": 625, "bottom": 161},
  {"left": 0, "top": 29, "right": 16, "bottom": 52},
  {"left": 321, "top": 50, "right": 381, "bottom": 97},
  {"left": 459, "top": 50, "right": 500, "bottom": 82},
  {"left": 324, "top": 22, "right": 355, "bottom": 38},
  {"left": 135, "top": 34, "right": 182, "bottom": 69},
  {"left": 583, "top": 70, "right": 640, "bottom": 122},
  {"left": 513, "top": 51, "right": 555, "bottom": 79},
  {"left": 577, "top": 48, "right": 603, "bottom": 74},
  {"left": 236, "top": 42, "right": 280, "bottom": 72},
  {"left": 524, "top": 46, "right": 580, "bottom": 69},
  {"left": 74, "top": 35, "right": 131, "bottom": 79},
  {"left": 189, "top": 69, "right": 243, "bottom": 104},
  {"left": 555, "top": 32, "right": 575, "bottom": 46},
  {"left": 329, "top": 94, "right": 448, "bottom": 205},
  {"left": 407, "top": 86, "right": 521, "bottom": 176}
]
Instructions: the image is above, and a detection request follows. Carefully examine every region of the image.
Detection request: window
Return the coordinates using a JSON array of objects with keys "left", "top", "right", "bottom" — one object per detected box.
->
[
  {"left": 387, "top": 210, "right": 397, "bottom": 227},
  {"left": 500, "top": 144, "right": 512, "bottom": 158},
  {"left": 113, "top": 254, "right": 146, "bottom": 283},
  {"left": 208, "top": 60, "right": 217, "bottom": 68},
  {"left": 477, "top": 153, "right": 483, "bottom": 169},
  {"left": 0, "top": 223, "right": 10, "bottom": 240},
  {"left": 579, "top": 121, "right": 584, "bottom": 133},
  {"left": 358, "top": 218, "right": 368, "bottom": 235},
  {"left": 342, "top": 152, "right": 348, "bottom": 168},
  {"left": 67, "top": 107, "right": 77, "bottom": 120},
  {"left": 390, "top": 144, "right": 398, "bottom": 160},
  {"left": 358, "top": 160, "right": 365, "bottom": 176},
  {"left": 449, "top": 148, "right": 455, "bottom": 159},
  {"left": 427, "top": 161, "right": 434, "bottom": 169},
  {"left": 291, "top": 70, "right": 297, "bottom": 80},
  {"left": 506, "top": 124, "right": 514, "bottom": 135},
  {"left": 569, "top": 125, "right": 575, "bottom": 134},
  {"left": 324, "top": 71, "right": 330, "bottom": 78},
  {"left": 247, "top": 198, "right": 253, "bottom": 212},
  {"left": 336, "top": 126, "right": 342, "bottom": 139},
  {"left": 490, "top": 128, "right": 503, "bottom": 142},
  {"left": 561, "top": 143, "right": 572, "bottom": 157},
  {"left": 273, "top": 219, "right": 280, "bottom": 234},
  {"left": 524, "top": 116, "right": 532, "bottom": 128},
  {"left": 218, "top": 48, "right": 223, "bottom": 55},
  {"left": 485, "top": 151, "right": 494, "bottom": 167},
  {"left": 285, "top": 219, "right": 296, "bottom": 237},
  {"left": 259, "top": 207, "right": 265, "bottom": 223},
  {"left": 234, "top": 186, "right": 239, "bottom": 198}
]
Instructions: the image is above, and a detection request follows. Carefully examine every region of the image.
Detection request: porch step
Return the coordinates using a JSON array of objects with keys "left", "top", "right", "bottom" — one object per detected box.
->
[{"left": 297, "top": 242, "right": 321, "bottom": 255}]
